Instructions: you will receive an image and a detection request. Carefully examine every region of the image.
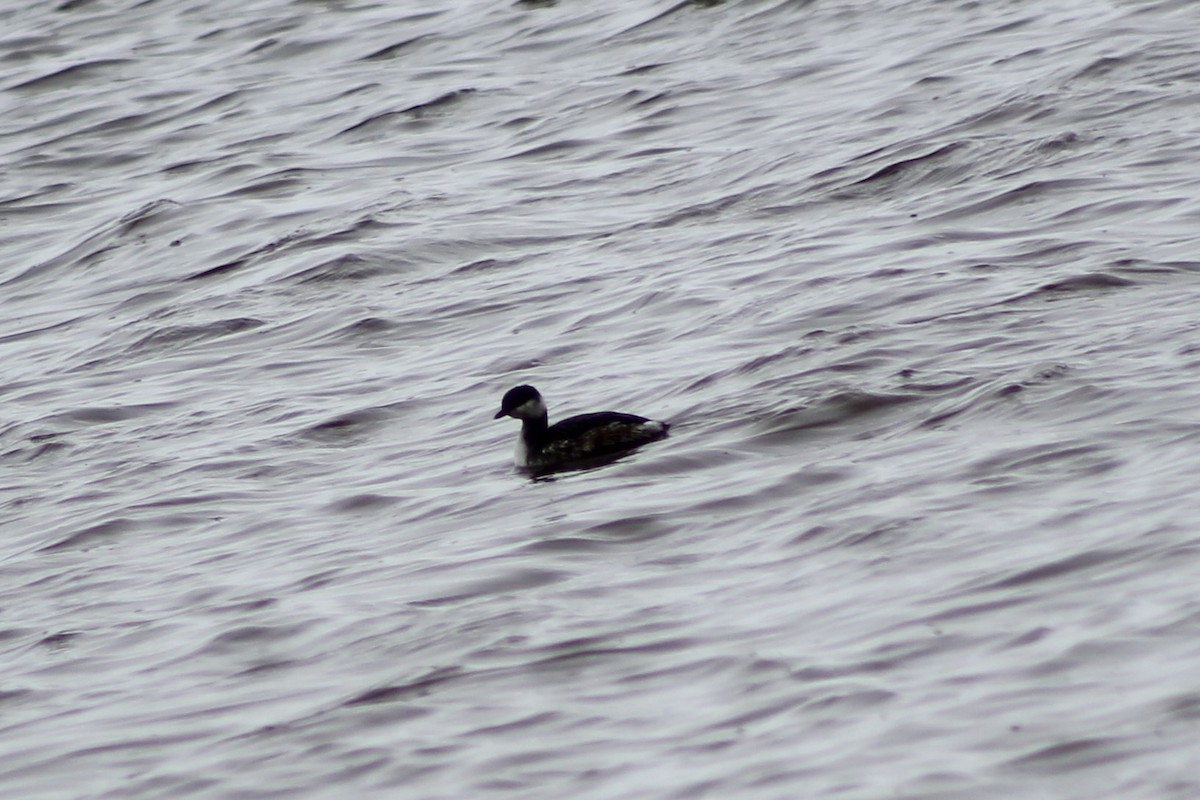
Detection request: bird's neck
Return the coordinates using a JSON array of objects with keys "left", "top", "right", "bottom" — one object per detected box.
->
[{"left": 520, "top": 412, "right": 549, "bottom": 449}]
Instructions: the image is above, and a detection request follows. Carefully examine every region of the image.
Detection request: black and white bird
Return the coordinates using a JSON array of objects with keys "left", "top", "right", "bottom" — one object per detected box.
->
[{"left": 493, "top": 385, "right": 669, "bottom": 472}]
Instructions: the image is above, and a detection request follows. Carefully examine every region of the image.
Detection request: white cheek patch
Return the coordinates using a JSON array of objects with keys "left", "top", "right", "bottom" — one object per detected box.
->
[{"left": 514, "top": 398, "right": 546, "bottom": 419}]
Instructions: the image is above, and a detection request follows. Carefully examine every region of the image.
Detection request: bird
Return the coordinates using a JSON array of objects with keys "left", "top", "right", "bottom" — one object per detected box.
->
[{"left": 494, "top": 384, "right": 669, "bottom": 472}]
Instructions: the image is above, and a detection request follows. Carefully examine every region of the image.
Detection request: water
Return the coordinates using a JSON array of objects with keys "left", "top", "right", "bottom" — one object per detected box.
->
[{"left": 3, "top": 0, "right": 1200, "bottom": 797}]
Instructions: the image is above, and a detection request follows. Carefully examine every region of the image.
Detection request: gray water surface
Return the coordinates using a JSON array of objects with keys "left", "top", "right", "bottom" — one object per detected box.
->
[{"left": 3, "top": 0, "right": 1200, "bottom": 797}]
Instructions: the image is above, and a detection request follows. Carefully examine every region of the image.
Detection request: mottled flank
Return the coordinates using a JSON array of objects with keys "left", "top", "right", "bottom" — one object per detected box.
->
[{"left": 535, "top": 420, "right": 668, "bottom": 466}]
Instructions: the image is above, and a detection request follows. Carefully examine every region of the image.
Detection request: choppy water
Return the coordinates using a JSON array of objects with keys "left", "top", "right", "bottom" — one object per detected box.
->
[{"left": 4, "top": 0, "right": 1200, "bottom": 797}]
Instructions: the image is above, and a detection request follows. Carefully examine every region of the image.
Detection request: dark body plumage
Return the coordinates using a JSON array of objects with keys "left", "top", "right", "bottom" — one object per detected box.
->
[{"left": 494, "top": 385, "right": 669, "bottom": 472}]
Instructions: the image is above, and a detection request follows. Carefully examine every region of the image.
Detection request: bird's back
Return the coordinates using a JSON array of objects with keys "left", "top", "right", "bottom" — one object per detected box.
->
[{"left": 539, "top": 411, "right": 669, "bottom": 463}]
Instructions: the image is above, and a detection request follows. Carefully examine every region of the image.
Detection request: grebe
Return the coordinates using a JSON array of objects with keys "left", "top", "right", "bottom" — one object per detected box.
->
[{"left": 494, "top": 385, "right": 669, "bottom": 472}]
